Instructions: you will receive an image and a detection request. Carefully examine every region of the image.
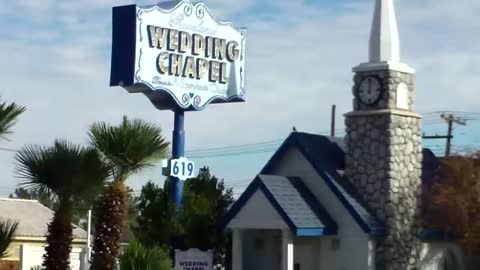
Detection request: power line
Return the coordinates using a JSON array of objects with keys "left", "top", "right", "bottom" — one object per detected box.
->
[
  {"left": 190, "top": 148, "right": 278, "bottom": 159},
  {"left": 426, "top": 111, "right": 480, "bottom": 115},
  {"left": 0, "top": 147, "right": 17, "bottom": 153},
  {"left": 0, "top": 112, "right": 475, "bottom": 158},
  {"left": 187, "top": 139, "right": 283, "bottom": 153}
]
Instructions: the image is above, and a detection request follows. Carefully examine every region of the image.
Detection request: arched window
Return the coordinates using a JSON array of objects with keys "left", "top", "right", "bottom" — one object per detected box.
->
[{"left": 396, "top": 82, "right": 409, "bottom": 110}]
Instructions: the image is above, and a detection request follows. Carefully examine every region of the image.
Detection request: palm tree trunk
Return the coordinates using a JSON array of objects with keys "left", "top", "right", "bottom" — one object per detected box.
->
[
  {"left": 43, "top": 200, "right": 73, "bottom": 270},
  {"left": 91, "top": 181, "right": 128, "bottom": 270}
]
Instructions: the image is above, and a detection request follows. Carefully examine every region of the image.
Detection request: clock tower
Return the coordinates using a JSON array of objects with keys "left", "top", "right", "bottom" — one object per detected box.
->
[{"left": 344, "top": 0, "right": 422, "bottom": 269}]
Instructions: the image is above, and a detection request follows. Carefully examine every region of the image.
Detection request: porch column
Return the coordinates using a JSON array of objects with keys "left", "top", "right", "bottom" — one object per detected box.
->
[
  {"left": 282, "top": 230, "right": 294, "bottom": 270},
  {"left": 232, "top": 229, "right": 243, "bottom": 270}
]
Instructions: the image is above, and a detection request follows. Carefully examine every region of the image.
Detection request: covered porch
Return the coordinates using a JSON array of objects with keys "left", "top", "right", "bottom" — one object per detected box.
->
[
  {"left": 231, "top": 228, "right": 321, "bottom": 270},
  {"left": 223, "top": 175, "right": 338, "bottom": 270}
]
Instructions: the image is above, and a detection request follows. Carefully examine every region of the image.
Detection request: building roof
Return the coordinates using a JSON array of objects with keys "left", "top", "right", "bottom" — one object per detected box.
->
[
  {"left": 261, "top": 132, "right": 386, "bottom": 235},
  {"left": 0, "top": 198, "right": 87, "bottom": 239},
  {"left": 223, "top": 175, "right": 337, "bottom": 236},
  {"left": 224, "top": 131, "right": 442, "bottom": 237}
]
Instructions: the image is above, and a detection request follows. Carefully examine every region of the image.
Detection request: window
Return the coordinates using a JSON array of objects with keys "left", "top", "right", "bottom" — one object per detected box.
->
[{"left": 396, "top": 82, "right": 409, "bottom": 110}]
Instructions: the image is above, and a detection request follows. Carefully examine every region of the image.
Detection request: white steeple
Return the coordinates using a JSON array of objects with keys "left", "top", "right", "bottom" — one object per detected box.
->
[
  {"left": 353, "top": 0, "right": 414, "bottom": 73},
  {"left": 369, "top": 0, "right": 399, "bottom": 63}
]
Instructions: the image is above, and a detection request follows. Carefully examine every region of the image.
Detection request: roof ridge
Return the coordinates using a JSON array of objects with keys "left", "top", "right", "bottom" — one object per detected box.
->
[{"left": 0, "top": 198, "right": 39, "bottom": 203}]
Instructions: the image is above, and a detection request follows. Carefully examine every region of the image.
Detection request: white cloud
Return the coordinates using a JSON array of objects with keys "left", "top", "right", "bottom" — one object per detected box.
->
[{"left": 0, "top": 0, "right": 478, "bottom": 195}]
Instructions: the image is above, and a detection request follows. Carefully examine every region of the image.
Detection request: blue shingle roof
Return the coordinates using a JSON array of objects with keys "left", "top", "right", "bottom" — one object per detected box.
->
[
  {"left": 261, "top": 132, "right": 385, "bottom": 235},
  {"left": 223, "top": 131, "right": 441, "bottom": 237},
  {"left": 261, "top": 175, "right": 325, "bottom": 228},
  {"left": 222, "top": 175, "right": 337, "bottom": 236}
]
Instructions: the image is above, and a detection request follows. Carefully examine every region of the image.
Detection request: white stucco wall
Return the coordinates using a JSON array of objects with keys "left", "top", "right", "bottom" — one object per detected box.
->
[
  {"left": 242, "top": 230, "right": 282, "bottom": 270},
  {"left": 294, "top": 237, "right": 320, "bottom": 270},
  {"left": 228, "top": 190, "right": 289, "bottom": 230},
  {"left": 20, "top": 244, "right": 86, "bottom": 270},
  {"left": 267, "top": 146, "right": 374, "bottom": 270}
]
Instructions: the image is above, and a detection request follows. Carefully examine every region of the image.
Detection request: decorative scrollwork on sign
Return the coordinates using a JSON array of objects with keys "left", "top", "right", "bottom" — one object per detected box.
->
[
  {"left": 182, "top": 94, "right": 190, "bottom": 105},
  {"left": 194, "top": 96, "right": 202, "bottom": 107},
  {"left": 135, "top": 48, "right": 143, "bottom": 81},
  {"left": 137, "top": 10, "right": 144, "bottom": 42},
  {"left": 183, "top": 3, "right": 193, "bottom": 16},
  {"left": 195, "top": 4, "right": 205, "bottom": 19},
  {"left": 240, "top": 67, "right": 244, "bottom": 90}
]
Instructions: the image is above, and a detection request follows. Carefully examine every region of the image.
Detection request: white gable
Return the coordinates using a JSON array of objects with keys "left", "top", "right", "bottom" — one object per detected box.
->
[
  {"left": 265, "top": 147, "right": 364, "bottom": 236},
  {"left": 265, "top": 146, "right": 374, "bottom": 270},
  {"left": 228, "top": 190, "right": 289, "bottom": 230}
]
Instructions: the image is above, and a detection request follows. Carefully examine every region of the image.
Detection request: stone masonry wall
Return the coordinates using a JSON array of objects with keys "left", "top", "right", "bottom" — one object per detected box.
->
[{"left": 345, "top": 113, "right": 422, "bottom": 270}]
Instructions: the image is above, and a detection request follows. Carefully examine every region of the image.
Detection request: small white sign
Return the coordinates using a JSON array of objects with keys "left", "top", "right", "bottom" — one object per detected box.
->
[
  {"left": 175, "top": 249, "right": 213, "bottom": 270},
  {"left": 170, "top": 157, "right": 195, "bottom": 180}
]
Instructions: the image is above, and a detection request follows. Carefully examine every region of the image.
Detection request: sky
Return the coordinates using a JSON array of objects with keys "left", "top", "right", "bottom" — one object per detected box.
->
[{"left": 0, "top": 0, "right": 479, "bottom": 197}]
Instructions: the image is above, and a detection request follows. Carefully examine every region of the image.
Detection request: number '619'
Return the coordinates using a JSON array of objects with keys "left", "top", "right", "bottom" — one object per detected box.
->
[{"left": 172, "top": 161, "right": 194, "bottom": 177}]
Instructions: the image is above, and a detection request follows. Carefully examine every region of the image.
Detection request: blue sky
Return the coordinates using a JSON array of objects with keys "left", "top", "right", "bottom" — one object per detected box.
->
[{"left": 0, "top": 0, "right": 479, "bottom": 197}]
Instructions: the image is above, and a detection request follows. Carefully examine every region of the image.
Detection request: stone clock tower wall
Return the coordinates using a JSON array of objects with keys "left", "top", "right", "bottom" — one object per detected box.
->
[
  {"left": 344, "top": 1, "right": 423, "bottom": 269},
  {"left": 346, "top": 70, "right": 423, "bottom": 269},
  {"left": 345, "top": 104, "right": 423, "bottom": 269}
]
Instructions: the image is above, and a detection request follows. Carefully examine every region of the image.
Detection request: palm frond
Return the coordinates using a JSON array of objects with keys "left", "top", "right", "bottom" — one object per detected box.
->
[
  {"left": 0, "top": 219, "right": 19, "bottom": 258},
  {"left": 15, "top": 139, "right": 111, "bottom": 200},
  {"left": 88, "top": 117, "right": 170, "bottom": 181},
  {"left": 119, "top": 241, "right": 171, "bottom": 270},
  {"left": 0, "top": 99, "right": 26, "bottom": 141}
]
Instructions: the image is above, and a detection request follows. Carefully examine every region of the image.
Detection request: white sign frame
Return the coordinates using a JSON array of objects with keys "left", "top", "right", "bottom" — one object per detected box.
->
[
  {"left": 169, "top": 157, "right": 196, "bottom": 180},
  {"left": 175, "top": 249, "right": 213, "bottom": 270},
  {"left": 110, "top": 0, "right": 247, "bottom": 111}
]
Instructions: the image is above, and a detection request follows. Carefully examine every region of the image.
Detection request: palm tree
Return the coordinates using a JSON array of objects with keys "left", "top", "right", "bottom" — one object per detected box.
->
[
  {"left": 89, "top": 117, "right": 169, "bottom": 270},
  {"left": 0, "top": 98, "right": 24, "bottom": 261},
  {"left": 0, "top": 219, "right": 19, "bottom": 259},
  {"left": 15, "top": 140, "right": 110, "bottom": 270},
  {"left": 0, "top": 98, "right": 25, "bottom": 140}
]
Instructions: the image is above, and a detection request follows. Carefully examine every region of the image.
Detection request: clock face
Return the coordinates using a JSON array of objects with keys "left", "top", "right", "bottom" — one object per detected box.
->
[{"left": 357, "top": 76, "right": 382, "bottom": 105}]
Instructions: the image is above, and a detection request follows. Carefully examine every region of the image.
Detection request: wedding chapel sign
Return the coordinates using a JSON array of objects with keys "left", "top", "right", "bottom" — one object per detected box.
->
[{"left": 175, "top": 249, "right": 213, "bottom": 270}]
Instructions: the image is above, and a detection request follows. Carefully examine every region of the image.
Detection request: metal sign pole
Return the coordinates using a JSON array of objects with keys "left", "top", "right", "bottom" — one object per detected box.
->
[
  {"left": 110, "top": 2, "right": 246, "bottom": 268},
  {"left": 172, "top": 110, "right": 185, "bottom": 210}
]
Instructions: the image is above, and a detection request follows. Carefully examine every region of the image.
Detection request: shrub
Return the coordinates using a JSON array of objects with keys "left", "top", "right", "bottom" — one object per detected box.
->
[{"left": 119, "top": 241, "right": 171, "bottom": 270}]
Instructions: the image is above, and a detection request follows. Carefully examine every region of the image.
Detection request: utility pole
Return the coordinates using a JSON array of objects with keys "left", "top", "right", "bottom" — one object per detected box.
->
[
  {"left": 441, "top": 113, "right": 466, "bottom": 156},
  {"left": 331, "top": 105, "right": 336, "bottom": 137}
]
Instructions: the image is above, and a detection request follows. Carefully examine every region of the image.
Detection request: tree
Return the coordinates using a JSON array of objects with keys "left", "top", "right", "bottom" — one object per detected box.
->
[
  {"left": 122, "top": 188, "right": 141, "bottom": 243},
  {"left": 0, "top": 219, "right": 19, "bottom": 259},
  {"left": 134, "top": 167, "right": 234, "bottom": 265},
  {"left": 181, "top": 167, "right": 234, "bottom": 253},
  {"left": 15, "top": 140, "right": 110, "bottom": 270},
  {"left": 0, "top": 98, "right": 23, "bottom": 260},
  {"left": 119, "top": 241, "right": 171, "bottom": 270},
  {"left": 424, "top": 153, "right": 480, "bottom": 263},
  {"left": 133, "top": 181, "right": 177, "bottom": 248},
  {"left": 89, "top": 117, "right": 169, "bottom": 270},
  {"left": 0, "top": 98, "right": 25, "bottom": 140}
]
